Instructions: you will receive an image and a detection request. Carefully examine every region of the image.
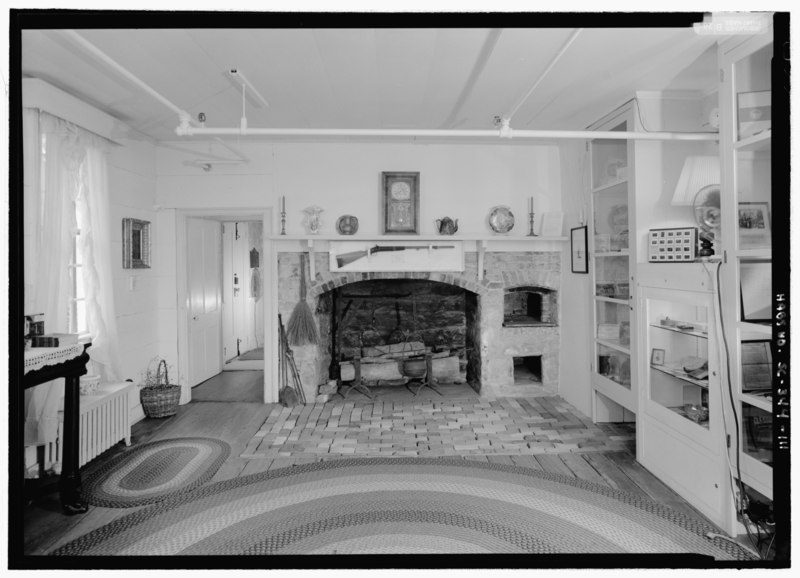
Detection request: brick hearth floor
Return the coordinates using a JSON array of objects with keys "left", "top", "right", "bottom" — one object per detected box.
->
[{"left": 241, "top": 392, "right": 634, "bottom": 460}]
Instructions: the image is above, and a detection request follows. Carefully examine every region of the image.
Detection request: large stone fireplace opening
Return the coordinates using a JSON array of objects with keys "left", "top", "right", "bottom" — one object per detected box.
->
[{"left": 317, "top": 279, "right": 477, "bottom": 390}]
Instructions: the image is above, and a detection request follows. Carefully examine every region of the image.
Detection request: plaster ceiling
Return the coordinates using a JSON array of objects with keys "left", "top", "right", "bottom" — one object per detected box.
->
[{"left": 19, "top": 18, "right": 724, "bottom": 144}]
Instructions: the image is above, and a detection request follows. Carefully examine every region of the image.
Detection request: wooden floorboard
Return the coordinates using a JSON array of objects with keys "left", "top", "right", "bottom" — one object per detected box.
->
[
  {"left": 559, "top": 453, "right": 609, "bottom": 487},
  {"left": 534, "top": 454, "right": 576, "bottom": 478},
  {"left": 605, "top": 451, "right": 714, "bottom": 523},
  {"left": 582, "top": 452, "right": 647, "bottom": 495},
  {"left": 191, "top": 370, "right": 263, "bottom": 403},
  {"left": 510, "top": 455, "right": 544, "bottom": 471}
]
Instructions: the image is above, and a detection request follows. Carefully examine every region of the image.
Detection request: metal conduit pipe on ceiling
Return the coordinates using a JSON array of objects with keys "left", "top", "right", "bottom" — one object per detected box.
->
[{"left": 64, "top": 30, "right": 719, "bottom": 144}]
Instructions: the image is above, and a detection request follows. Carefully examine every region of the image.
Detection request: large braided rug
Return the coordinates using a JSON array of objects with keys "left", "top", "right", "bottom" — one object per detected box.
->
[
  {"left": 54, "top": 457, "right": 753, "bottom": 560},
  {"left": 82, "top": 438, "right": 230, "bottom": 508}
]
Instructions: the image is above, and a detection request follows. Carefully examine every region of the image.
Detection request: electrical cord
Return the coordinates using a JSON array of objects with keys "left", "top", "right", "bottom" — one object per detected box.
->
[
  {"left": 703, "top": 262, "right": 748, "bottom": 536},
  {"left": 710, "top": 259, "right": 764, "bottom": 559}
]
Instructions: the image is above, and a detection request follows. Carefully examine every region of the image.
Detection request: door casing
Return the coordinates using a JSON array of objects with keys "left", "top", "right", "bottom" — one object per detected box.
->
[{"left": 175, "top": 207, "right": 276, "bottom": 404}]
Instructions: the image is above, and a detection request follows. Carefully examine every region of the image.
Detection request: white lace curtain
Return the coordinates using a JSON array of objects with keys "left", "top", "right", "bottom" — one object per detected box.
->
[{"left": 24, "top": 109, "right": 122, "bottom": 447}]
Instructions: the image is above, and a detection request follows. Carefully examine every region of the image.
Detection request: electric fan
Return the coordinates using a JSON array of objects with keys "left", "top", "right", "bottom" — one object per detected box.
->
[{"left": 693, "top": 185, "right": 721, "bottom": 258}]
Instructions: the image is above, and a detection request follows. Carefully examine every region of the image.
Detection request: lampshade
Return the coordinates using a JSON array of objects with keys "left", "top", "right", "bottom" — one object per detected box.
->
[{"left": 671, "top": 156, "right": 721, "bottom": 205}]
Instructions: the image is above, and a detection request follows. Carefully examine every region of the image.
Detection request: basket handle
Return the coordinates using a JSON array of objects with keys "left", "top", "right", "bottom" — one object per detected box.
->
[{"left": 156, "top": 359, "right": 169, "bottom": 386}]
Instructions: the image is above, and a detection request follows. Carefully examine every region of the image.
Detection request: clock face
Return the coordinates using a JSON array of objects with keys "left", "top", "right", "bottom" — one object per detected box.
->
[{"left": 390, "top": 181, "right": 411, "bottom": 201}]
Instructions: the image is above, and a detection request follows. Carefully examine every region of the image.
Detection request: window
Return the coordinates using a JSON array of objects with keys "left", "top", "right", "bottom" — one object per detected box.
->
[
  {"left": 40, "top": 132, "right": 89, "bottom": 336},
  {"left": 68, "top": 225, "right": 88, "bottom": 335}
]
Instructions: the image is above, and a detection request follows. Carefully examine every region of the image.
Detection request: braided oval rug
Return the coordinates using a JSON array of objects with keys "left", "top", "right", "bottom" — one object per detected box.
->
[
  {"left": 81, "top": 438, "right": 230, "bottom": 508},
  {"left": 55, "top": 457, "right": 754, "bottom": 559}
]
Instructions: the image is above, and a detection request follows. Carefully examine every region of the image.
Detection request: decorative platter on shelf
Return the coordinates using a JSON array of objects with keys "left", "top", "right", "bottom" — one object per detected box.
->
[
  {"left": 336, "top": 215, "right": 359, "bottom": 235},
  {"left": 488, "top": 205, "right": 515, "bottom": 234}
]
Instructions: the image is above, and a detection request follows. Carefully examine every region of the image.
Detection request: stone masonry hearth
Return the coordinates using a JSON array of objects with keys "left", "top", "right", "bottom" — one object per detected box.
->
[{"left": 277, "top": 250, "right": 561, "bottom": 401}]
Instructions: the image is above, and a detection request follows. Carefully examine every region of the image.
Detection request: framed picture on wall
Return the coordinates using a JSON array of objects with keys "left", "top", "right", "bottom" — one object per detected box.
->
[
  {"left": 381, "top": 172, "right": 420, "bottom": 234},
  {"left": 122, "top": 218, "right": 151, "bottom": 269},
  {"left": 570, "top": 226, "right": 588, "bottom": 274}
]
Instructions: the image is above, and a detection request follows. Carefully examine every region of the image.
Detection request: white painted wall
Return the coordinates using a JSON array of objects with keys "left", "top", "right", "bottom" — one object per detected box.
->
[
  {"left": 156, "top": 141, "right": 562, "bottom": 236},
  {"left": 555, "top": 140, "right": 593, "bottom": 417},
  {"left": 108, "top": 137, "right": 162, "bottom": 388}
]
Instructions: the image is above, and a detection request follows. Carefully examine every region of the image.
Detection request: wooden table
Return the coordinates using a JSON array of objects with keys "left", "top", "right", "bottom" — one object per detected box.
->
[{"left": 23, "top": 343, "right": 91, "bottom": 515}]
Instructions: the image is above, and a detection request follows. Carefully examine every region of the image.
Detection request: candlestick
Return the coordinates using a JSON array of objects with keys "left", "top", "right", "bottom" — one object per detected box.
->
[
  {"left": 527, "top": 210, "right": 537, "bottom": 237},
  {"left": 280, "top": 196, "right": 286, "bottom": 236}
]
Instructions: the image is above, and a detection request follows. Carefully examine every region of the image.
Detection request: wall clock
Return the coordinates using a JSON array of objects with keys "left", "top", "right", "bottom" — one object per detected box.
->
[{"left": 381, "top": 171, "right": 420, "bottom": 234}]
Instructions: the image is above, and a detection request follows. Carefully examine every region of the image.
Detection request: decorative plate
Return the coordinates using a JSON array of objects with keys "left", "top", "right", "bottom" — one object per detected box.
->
[
  {"left": 336, "top": 215, "right": 359, "bottom": 235},
  {"left": 488, "top": 205, "right": 514, "bottom": 234}
]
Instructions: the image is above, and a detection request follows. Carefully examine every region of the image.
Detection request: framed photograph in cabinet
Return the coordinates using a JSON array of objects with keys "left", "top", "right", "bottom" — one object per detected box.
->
[
  {"left": 738, "top": 202, "right": 771, "bottom": 249},
  {"left": 651, "top": 348, "right": 665, "bottom": 366},
  {"left": 381, "top": 172, "right": 419, "bottom": 234},
  {"left": 570, "top": 226, "right": 588, "bottom": 274},
  {"left": 122, "top": 218, "right": 151, "bottom": 269},
  {"left": 740, "top": 260, "right": 771, "bottom": 323},
  {"left": 741, "top": 340, "right": 773, "bottom": 392}
]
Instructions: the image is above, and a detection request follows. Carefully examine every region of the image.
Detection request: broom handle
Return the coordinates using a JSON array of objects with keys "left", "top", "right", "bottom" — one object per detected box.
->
[
  {"left": 299, "top": 253, "right": 307, "bottom": 301},
  {"left": 278, "top": 314, "right": 284, "bottom": 390}
]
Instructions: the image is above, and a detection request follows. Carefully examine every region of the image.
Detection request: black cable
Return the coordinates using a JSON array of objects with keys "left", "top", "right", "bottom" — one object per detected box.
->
[{"left": 715, "top": 260, "right": 762, "bottom": 558}]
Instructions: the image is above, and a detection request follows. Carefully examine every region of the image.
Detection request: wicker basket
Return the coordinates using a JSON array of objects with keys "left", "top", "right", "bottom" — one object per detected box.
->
[{"left": 139, "top": 359, "right": 181, "bottom": 418}]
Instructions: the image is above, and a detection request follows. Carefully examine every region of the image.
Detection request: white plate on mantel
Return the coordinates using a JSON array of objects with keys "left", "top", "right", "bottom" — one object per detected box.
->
[{"left": 487, "top": 205, "right": 515, "bottom": 234}]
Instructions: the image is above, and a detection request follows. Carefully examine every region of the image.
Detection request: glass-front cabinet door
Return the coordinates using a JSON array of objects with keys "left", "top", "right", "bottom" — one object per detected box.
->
[
  {"left": 588, "top": 106, "right": 636, "bottom": 421},
  {"left": 719, "top": 26, "right": 774, "bottom": 503},
  {"left": 637, "top": 267, "right": 735, "bottom": 535}
]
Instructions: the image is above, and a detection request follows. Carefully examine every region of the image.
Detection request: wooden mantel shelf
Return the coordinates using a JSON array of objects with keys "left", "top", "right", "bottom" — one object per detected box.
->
[
  {"left": 271, "top": 235, "right": 567, "bottom": 281},
  {"left": 270, "top": 234, "right": 568, "bottom": 242}
]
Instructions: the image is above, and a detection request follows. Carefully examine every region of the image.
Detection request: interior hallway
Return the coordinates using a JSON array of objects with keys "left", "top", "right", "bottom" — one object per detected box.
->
[{"left": 24, "top": 370, "right": 723, "bottom": 557}]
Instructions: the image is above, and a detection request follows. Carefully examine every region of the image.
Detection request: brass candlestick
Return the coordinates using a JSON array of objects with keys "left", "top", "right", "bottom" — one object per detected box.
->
[
  {"left": 280, "top": 210, "right": 286, "bottom": 235},
  {"left": 527, "top": 211, "right": 537, "bottom": 236}
]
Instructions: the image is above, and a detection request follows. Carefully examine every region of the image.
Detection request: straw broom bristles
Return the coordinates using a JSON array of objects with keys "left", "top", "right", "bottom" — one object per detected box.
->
[{"left": 286, "top": 252, "right": 318, "bottom": 345}]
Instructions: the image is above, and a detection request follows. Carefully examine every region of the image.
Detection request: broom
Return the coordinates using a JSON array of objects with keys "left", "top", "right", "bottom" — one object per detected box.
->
[{"left": 286, "top": 252, "right": 318, "bottom": 345}]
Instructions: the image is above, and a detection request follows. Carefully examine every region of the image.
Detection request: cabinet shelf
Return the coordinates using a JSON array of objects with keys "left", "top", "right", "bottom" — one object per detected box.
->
[
  {"left": 649, "top": 323, "right": 709, "bottom": 339},
  {"left": 595, "top": 250, "right": 630, "bottom": 258},
  {"left": 591, "top": 178, "right": 628, "bottom": 194},
  {"left": 595, "top": 338, "right": 631, "bottom": 355},
  {"left": 594, "top": 296, "right": 628, "bottom": 305},
  {"left": 734, "top": 130, "right": 772, "bottom": 152},
  {"left": 737, "top": 320, "right": 772, "bottom": 334},
  {"left": 651, "top": 364, "right": 710, "bottom": 389},
  {"left": 741, "top": 391, "right": 773, "bottom": 413},
  {"left": 735, "top": 249, "right": 772, "bottom": 260}
]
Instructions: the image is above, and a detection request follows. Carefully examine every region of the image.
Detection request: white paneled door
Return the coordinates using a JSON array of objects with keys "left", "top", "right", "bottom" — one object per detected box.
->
[{"left": 187, "top": 217, "right": 223, "bottom": 386}]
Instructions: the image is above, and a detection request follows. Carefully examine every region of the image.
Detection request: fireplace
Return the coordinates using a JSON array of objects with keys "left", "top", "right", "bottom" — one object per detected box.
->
[
  {"left": 318, "top": 279, "right": 475, "bottom": 387},
  {"left": 277, "top": 249, "right": 562, "bottom": 401}
]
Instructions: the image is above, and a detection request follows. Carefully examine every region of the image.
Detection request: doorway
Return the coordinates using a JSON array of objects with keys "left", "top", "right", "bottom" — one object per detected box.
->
[
  {"left": 175, "top": 208, "right": 275, "bottom": 405},
  {"left": 222, "top": 220, "right": 265, "bottom": 371}
]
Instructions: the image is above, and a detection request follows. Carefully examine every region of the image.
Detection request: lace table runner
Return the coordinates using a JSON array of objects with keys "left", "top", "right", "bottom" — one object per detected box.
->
[{"left": 24, "top": 344, "right": 85, "bottom": 374}]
